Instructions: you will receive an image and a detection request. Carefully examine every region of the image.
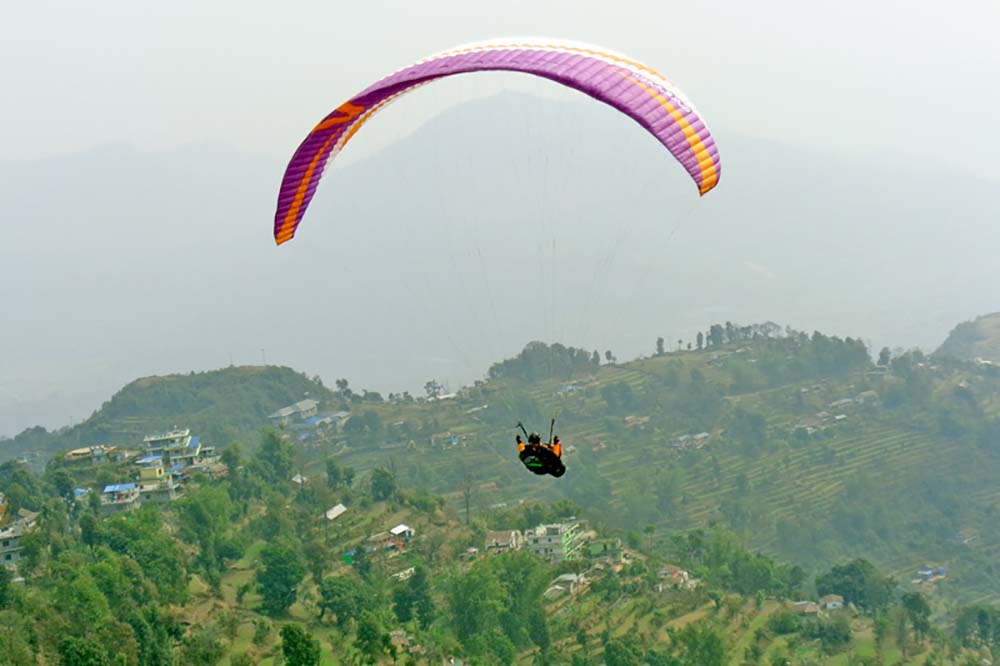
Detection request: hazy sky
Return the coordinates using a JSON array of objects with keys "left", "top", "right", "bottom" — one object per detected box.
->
[
  {"left": 3, "top": 0, "right": 1000, "bottom": 438},
  {"left": 3, "top": 0, "right": 999, "bottom": 175}
]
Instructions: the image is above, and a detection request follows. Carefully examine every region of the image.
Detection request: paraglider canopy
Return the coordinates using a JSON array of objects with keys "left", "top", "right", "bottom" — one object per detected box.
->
[{"left": 274, "top": 37, "right": 721, "bottom": 245}]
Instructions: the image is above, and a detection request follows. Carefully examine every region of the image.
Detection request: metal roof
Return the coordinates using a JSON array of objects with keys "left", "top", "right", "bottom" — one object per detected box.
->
[{"left": 103, "top": 483, "right": 137, "bottom": 493}]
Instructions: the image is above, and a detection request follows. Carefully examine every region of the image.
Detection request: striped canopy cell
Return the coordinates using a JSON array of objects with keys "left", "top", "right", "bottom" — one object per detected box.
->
[{"left": 274, "top": 38, "right": 721, "bottom": 245}]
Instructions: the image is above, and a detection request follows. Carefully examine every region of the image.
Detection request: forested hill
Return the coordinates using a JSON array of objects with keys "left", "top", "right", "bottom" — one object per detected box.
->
[
  {"left": 935, "top": 312, "right": 1000, "bottom": 363},
  {"left": 1, "top": 366, "right": 332, "bottom": 463}
]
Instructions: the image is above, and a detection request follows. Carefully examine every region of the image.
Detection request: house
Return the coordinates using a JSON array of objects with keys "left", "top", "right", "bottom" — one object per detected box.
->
[
  {"left": 63, "top": 444, "right": 129, "bottom": 465},
  {"left": 366, "top": 532, "right": 395, "bottom": 551},
  {"left": 657, "top": 564, "right": 697, "bottom": 590},
  {"left": 553, "top": 572, "right": 585, "bottom": 593},
  {"left": 834, "top": 414, "right": 848, "bottom": 423},
  {"left": 139, "top": 477, "right": 180, "bottom": 504},
  {"left": 525, "top": 523, "right": 585, "bottom": 563},
  {"left": 100, "top": 483, "right": 141, "bottom": 516},
  {"left": 0, "top": 509, "right": 38, "bottom": 569},
  {"left": 390, "top": 524, "right": 415, "bottom": 540},
  {"left": 624, "top": 415, "right": 650, "bottom": 429},
  {"left": 485, "top": 530, "right": 523, "bottom": 553},
  {"left": 828, "top": 398, "right": 855, "bottom": 410},
  {"left": 788, "top": 600, "right": 820, "bottom": 616},
  {"left": 292, "top": 474, "right": 307, "bottom": 485},
  {"left": 819, "top": 594, "right": 844, "bottom": 610},
  {"left": 916, "top": 566, "right": 947, "bottom": 583},
  {"left": 143, "top": 429, "right": 202, "bottom": 466},
  {"left": 268, "top": 399, "right": 320, "bottom": 426},
  {"left": 587, "top": 538, "right": 623, "bottom": 562},
  {"left": 392, "top": 567, "right": 416, "bottom": 581},
  {"left": 430, "top": 432, "right": 462, "bottom": 448},
  {"left": 544, "top": 573, "right": 586, "bottom": 599},
  {"left": 855, "top": 390, "right": 880, "bottom": 404},
  {"left": 325, "top": 504, "right": 347, "bottom": 521},
  {"left": 136, "top": 455, "right": 165, "bottom": 481}
]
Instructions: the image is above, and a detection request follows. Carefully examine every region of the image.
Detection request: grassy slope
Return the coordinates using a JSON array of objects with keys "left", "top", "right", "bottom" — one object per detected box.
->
[{"left": 286, "top": 345, "right": 1000, "bottom": 609}]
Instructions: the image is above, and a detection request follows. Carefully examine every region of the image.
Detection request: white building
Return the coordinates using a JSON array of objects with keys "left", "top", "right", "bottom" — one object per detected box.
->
[
  {"left": 525, "top": 523, "right": 584, "bottom": 563},
  {"left": 0, "top": 509, "right": 38, "bottom": 569},
  {"left": 485, "top": 530, "right": 523, "bottom": 553}
]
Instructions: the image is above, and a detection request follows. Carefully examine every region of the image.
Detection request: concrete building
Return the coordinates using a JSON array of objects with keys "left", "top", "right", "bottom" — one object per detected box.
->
[
  {"left": 525, "top": 522, "right": 585, "bottom": 563},
  {"left": 0, "top": 509, "right": 38, "bottom": 569},
  {"left": 99, "top": 483, "right": 141, "bottom": 516},
  {"left": 485, "top": 529, "right": 523, "bottom": 554}
]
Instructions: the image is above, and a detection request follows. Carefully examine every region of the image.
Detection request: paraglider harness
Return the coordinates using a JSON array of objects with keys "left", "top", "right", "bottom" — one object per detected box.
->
[{"left": 517, "top": 420, "right": 565, "bottom": 478}]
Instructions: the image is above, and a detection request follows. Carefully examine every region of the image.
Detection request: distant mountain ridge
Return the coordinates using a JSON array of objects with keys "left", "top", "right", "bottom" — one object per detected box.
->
[
  {"left": 935, "top": 312, "right": 1000, "bottom": 362},
  {"left": 1, "top": 365, "right": 332, "bottom": 463}
]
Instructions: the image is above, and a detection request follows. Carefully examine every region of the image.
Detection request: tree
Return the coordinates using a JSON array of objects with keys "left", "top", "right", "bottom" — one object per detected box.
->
[
  {"left": 177, "top": 485, "right": 236, "bottom": 572},
  {"left": 255, "top": 429, "right": 295, "bottom": 483},
  {"left": 696, "top": 332, "right": 704, "bottom": 350},
  {"left": 605, "top": 350, "right": 615, "bottom": 364},
  {"left": 280, "top": 624, "right": 321, "bottom": 666},
  {"left": 0, "top": 567, "right": 12, "bottom": 612},
  {"left": 656, "top": 337, "right": 665, "bottom": 356},
  {"left": 356, "top": 610, "right": 393, "bottom": 664},
  {"left": 394, "top": 565, "right": 434, "bottom": 627},
  {"left": 325, "top": 459, "right": 343, "bottom": 487},
  {"left": 221, "top": 442, "right": 242, "bottom": 472},
  {"left": 708, "top": 324, "right": 725, "bottom": 347},
  {"left": 603, "top": 639, "right": 640, "bottom": 666},
  {"left": 257, "top": 542, "right": 306, "bottom": 616},
  {"left": 902, "top": 591, "right": 931, "bottom": 640},
  {"left": 673, "top": 622, "right": 727, "bottom": 666},
  {"left": 878, "top": 346, "right": 891, "bottom": 366},
  {"left": 318, "top": 575, "right": 373, "bottom": 626},
  {"left": 816, "top": 559, "right": 894, "bottom": 612},
  {"left": 370, "top": 467, "right": 397, "bottom": 501},
  {"left": 179, "top": 624, "right": 225, "bottom": 665},
  {"left": 58, "top": 637, "right": 110, "bottom": 666}
]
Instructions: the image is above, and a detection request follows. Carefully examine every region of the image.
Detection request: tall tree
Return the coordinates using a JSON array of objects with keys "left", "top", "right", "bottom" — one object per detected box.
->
[
  {"left": 255, "top": 429, "right": 295, "bottom": 483},
  {"left": 656, "top": 337, "right": 665, "bottom": 356},
  {"left": 816, "top": 559, "right": 894, "bottom": 612},
  {"left": 370, "top": 467, "right": 397, "bottom": 501},
  {"left": 257, "top": 542, "right": 306, "bottom": 616},
  {"left": 394, "top": 565, "right": 434, "bottom": 628},
  {"left": 280, "top": 624, "right": 321, "bottom": 666},
  {"left": 696, "top": 331, "right": 704, "bottom": 350},
  {"left": 356, "top": 611, "right": 393, "bottom": 665}
]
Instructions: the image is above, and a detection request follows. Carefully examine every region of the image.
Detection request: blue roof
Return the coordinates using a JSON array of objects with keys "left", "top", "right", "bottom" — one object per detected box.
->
[
  {"left": 188, "top": 435, "right": 200, "bottom": 449},
  {"left": 170, "top": 464, "right": 186, "bottom": 473},
  {"left": 303, "top": 416, "right": 321, "bottom": 424},
  {"left": 73, "top": 488, "right": 89, "bottom": 497},
  {"left": 103, "top": 483, "right": 136, "bottom": 493},
  {"left": 136, "top": 454, "right": 162, "bottom": 465}
]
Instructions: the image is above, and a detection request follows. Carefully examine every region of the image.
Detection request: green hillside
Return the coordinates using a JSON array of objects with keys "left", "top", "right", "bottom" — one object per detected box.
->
[
  {"left": 1, "top": 365, "right": 333, "bottom": 463},
  {"left": 936, "top": 312, "right": 1000, "bottom": 363},
  {"left": 282, "top": 329, "right": 1000, "bottom": 608}
]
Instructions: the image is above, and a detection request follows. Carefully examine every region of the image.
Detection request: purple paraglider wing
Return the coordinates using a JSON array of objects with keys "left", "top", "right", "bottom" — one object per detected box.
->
[{"left": 274, "top": 38, "right": 720, "bottom": 245}]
